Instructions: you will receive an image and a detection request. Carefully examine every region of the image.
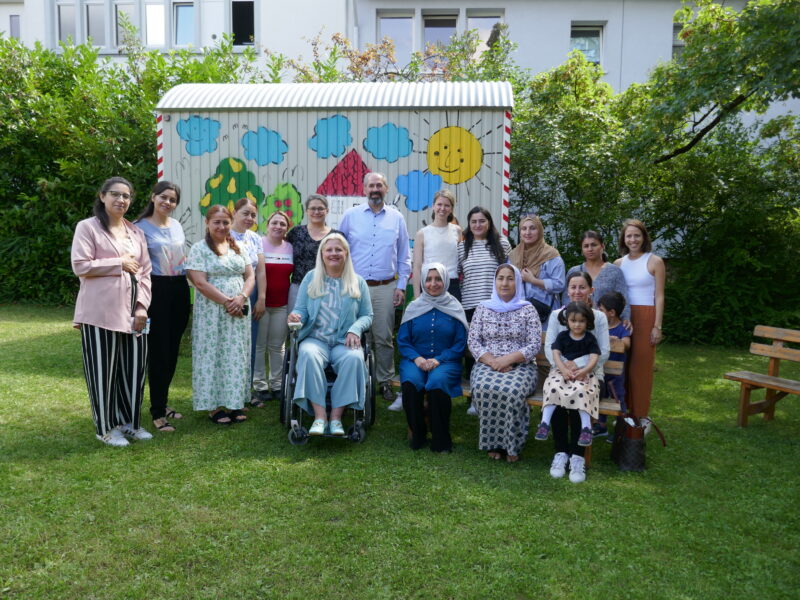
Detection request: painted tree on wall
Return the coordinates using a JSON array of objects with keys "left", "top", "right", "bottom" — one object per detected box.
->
[{"left": 199, "top": 158, "right": 265, "bottom": 217}]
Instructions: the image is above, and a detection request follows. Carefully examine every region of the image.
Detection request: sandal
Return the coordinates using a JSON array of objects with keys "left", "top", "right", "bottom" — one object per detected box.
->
[
  {"left": 165, "top": 407, "right": 183, "bottom": 420},
  {"left": 249, "top": 397, "right": 266, "bottom": 409},
  {"left": 209, "top": 410, "right": 232, "bottom": 425},
  {"left": 506, "top": 454, "right": 520, "bottom": 463},
  {"left": 229, "top": 409, "right": 247, "bottom": 423},
  {"left": 488, "top": 451, "right": 502, "bottom": 460},
  {"left": 153, "top": 418, "right": 176, "bottom": 432}
]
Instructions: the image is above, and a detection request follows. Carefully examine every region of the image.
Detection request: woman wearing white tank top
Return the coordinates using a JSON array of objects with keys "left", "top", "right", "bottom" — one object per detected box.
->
[
  {"left": 615, "top": 219, "right": 665, "bottom": 418},
  {"left": 412, "top": 190, "right": 463, "bottom": 300}
]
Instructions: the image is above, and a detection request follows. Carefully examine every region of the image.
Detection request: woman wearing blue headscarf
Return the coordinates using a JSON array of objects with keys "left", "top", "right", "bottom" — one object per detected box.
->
[
  {"left": 398, "top": 263, "right": 468, "bottom": 453},
  {"left": 467, "top": 264, "right": 541, "bottom": 462}
]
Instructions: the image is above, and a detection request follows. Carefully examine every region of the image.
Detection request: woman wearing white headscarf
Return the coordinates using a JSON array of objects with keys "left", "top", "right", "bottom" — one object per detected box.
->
[
  {"left": 468, "top": 264, "right": 541, "bottom": 462},
  {"left": 398, "top": 263, "right": 468, "bottom": 453}
]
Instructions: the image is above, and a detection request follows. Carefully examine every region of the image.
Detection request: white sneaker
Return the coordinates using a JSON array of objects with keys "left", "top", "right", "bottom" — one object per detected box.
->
[
  {"left": 569, "top": 454, "right": 586, "bottom": 484},
  {"left": 119, "top": 424, "right": 153, "bottom": 441},
  {"left": 466, "top": 403, "right": 478, "bottom": 416},
  {"left": 549, "top": 452, "right": 569, "bottom": 478},
  {"left": 329, "top": 420, "right": 345, "bottom": 436},
  {"left": 387, "top": 395, "right": 404, "bottom": 412},
  {"left": 96, "top": 432, "right": 129, "bottom": 447},
  {"left": 309, "top": 419, "right": 326, "bottom": 435}
]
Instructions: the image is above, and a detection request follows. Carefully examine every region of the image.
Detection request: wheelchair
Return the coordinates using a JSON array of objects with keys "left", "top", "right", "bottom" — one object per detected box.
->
[{"left": 280, "top": 322, "right": 377, "bottom": 444}]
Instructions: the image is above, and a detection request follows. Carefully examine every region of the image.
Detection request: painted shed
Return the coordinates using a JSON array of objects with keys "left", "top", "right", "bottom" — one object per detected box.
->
[{"left": 155, "top": 81, "right": 514, "bottom": 244}]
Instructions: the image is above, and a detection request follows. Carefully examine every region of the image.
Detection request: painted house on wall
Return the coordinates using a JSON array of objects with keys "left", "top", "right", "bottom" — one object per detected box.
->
[{"left": 155, "top": 81, "right": 514, "bottom": 244}]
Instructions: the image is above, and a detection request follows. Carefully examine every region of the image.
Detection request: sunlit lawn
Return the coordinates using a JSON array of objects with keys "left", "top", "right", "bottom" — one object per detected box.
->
[{"left": 1, "top": 305, "right": 798, "bottom": 599}]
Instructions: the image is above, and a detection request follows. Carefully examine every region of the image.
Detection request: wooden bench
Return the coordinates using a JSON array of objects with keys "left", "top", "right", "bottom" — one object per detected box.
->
[
  {"left": 724, "top": 325, "right": 800, "bottom": 427},
  {"left": 461, "top": 337, "right": 626, "bottom": 466}
]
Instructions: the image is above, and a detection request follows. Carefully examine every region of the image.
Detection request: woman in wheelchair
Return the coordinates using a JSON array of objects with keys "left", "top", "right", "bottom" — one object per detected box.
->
[
  {"left": 398, "top": 263, "right": 468, "bottom": 452},
  {"left": 287, "top": 233, "right": 373, "bottom": 436}
]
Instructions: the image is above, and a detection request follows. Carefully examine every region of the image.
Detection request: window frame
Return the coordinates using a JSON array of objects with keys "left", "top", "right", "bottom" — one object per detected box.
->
[
  {"left": 569, "top": 24, "right": 604, "bottom": 66},
  {"left": 231, "top": 0, "right": 256, "bottom": 47},
  {"left": 377, "top": 9, "right": 415, "bottom": 68}
]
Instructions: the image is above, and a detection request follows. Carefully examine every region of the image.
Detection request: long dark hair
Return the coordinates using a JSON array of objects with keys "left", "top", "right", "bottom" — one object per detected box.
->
[
  {"left": 580, "top": 230, "right": 608, "bottom": 262},
  {"left": 464, "top": 206, "right": 505, "bottom": 263},
  {"left": 136, "top": 180, "right": 181, "bottom": 221},
  {"left": 93, "top": 176, "right": 133, "bottom": 232},
  {"left": 205, "top": 205, "right": 241, "bottom": 256}
]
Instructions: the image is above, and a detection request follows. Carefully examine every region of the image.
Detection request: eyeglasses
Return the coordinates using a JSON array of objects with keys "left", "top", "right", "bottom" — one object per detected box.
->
[
  {"left": 107, "top": 190, "right": 131, "bottom": 200},
  {"left": 307, "top": 207, "right": 327, "bottom": 212}
]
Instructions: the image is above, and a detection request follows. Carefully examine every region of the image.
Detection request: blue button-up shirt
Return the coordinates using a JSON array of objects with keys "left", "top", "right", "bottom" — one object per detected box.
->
[{"left": 338, "top": 202, "right": 412, "bottom": 289}]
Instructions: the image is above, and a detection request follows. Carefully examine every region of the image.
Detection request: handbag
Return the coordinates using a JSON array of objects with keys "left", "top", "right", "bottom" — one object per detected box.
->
[{"left": 607, "top": 380, "right": 665, "bottom": 471}]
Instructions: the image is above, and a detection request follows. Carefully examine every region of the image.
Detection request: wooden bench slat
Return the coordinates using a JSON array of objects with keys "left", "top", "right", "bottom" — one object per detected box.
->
[
  {"left": 753, "top": 325, "right": 800, "bottom": 344},
  {"left": 748, "top": 342, "right": 800, "bottom": 363},
  {"left": 724, "top": 371, "right": 800, "bottom": 395}
]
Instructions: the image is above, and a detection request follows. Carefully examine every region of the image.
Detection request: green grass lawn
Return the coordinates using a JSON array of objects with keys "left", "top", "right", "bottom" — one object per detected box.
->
[{"left": 1, "top": 305, "right": 798, "bottom": 600}]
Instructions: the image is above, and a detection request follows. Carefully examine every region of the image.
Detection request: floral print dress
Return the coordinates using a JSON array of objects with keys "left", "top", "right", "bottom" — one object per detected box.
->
[{"left": 186, "top": 240, "right": 250, "bottom": 411}]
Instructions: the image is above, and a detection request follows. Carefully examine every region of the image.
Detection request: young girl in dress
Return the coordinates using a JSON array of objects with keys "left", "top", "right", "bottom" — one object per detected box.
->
[{"left": 535, "top": 301, "right": 601, "bottom": 447}]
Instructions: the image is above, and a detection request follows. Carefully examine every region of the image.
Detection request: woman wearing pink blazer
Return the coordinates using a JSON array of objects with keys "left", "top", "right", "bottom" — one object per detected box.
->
[{"left": 71, "top": 177, "right": 153, "bottom": 447}]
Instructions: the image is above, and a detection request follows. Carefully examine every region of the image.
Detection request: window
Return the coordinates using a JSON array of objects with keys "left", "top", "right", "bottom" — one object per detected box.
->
[
  {"left": 672, "top": 23, "right": 685, "bottom": 59},
  {"left": 423, "top": 14, "right": 457, "bottom": 50},
  {"left": 58, "top": 3, "right": 76, "bottom": 43},
  {"left": 467, "top": 13, "right": 502, "bottom": 58},
  {"left": 378, "top": 14, "right": 413, "bottom": 66},
  {"left": 174, "top": 2, "right": 194, "bottom": 46},
  {"left": 570, "top": 26, "right": 602, "bottom": 65},
  {"left": 231, "top": 1, "right": 254, "bottom": 45},
  {"left": 115, "top": 3, "right": 134, "bottom": 46},
  {"left": 85, "top": 3, "right": 106, "bottom": 46},
  {"left": 145, "top": 3, "right": 165, "bottom": 46},
  {"left": 9, "top": 15, "right": 20, "bottom": 40}
]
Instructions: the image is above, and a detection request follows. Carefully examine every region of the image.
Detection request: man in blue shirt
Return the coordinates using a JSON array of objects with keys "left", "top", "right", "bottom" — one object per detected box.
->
[{"left": 339, "top": 172, "right": 411, "bottom": 403}]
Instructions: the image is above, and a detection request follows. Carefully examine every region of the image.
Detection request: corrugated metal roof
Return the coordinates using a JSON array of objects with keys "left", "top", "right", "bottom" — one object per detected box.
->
[{"left": 156, "top": 82, "right": 514, "bottom": 111}]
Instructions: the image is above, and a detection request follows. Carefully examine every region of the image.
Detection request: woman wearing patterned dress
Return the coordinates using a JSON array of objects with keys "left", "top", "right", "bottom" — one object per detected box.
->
[
  {"left": 230, "top": 198, "right": 266, "bottom": 392},
  {"left": 288, "top": 234, "right": 373, "bottom": 436},
  {"left": 285, "top": 194, "right": 334, "bottom": 312},
  {"left": 398, "top": 263, "right": 468, "bottom": 452},
  {"left": 186, "top": 205, "right": 255, "bottom": 425},
  {"left": 467, "top": 264, "right": 541, "bottom": 462},
  {"left": 135, "top": 181, "right": 189, "bottom": 432}
]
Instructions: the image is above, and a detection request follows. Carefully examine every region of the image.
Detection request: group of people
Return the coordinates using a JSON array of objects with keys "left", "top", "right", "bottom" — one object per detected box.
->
[{"left": 71, "top": 173, "right": 664, "bottom": 483}]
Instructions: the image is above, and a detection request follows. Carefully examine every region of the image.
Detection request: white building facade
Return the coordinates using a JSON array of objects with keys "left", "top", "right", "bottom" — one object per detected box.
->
[{"left": 0, "top": 0, "right": 745, "bottom": 91}]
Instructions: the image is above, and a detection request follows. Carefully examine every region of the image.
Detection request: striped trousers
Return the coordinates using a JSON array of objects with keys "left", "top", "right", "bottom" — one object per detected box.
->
[{"left": 80, "top": 324, "right": 148, "bottom": 436}]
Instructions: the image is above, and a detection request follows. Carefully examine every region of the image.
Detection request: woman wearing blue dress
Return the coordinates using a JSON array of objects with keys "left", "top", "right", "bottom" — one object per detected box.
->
[{"left": 398, "top": 263, "right": 468, "bottom": 452}]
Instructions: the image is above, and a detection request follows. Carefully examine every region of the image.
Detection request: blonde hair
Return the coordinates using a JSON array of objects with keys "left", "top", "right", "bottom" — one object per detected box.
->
[{"left": 307, "top": 233, "right": 361, "bottom": 299}]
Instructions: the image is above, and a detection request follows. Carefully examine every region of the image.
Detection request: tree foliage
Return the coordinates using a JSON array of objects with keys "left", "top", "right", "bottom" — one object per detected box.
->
[{"left": 625, "top": 0, "right": 800, "bottom": 163}]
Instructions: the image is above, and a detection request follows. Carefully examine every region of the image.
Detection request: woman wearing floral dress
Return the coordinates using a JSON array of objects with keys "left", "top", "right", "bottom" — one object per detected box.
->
[
  {"left": 186, "top": 205, "right": 255, "bottom": 425},
  {"left": 468, "top": 264, "right": 541, "bottom": 462}
]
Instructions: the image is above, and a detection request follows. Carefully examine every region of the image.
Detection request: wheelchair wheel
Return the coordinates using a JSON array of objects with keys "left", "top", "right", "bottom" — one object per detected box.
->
[
  {"left": 347, "top": 423, "right": 366, "bottom": 443},
  {"left": 288, "top": 424, "right": 308, "bottom": 445},
  {"left": 280, "top": 338, "right": 298, "bottom": 426},
  {"left": 365, "top": 349, "right": 377, "bottom": 427}
]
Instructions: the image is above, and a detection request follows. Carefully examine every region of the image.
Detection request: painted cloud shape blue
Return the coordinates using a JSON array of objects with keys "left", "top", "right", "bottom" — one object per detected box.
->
[
  {"left": 242, "top": 127, "right": 288, "bottom": 166},
  {"left": 363, "top": 123, "right": 413, "bottom": 163},
  {"left": 308, "top": 115, "right": 352, "bottom": 159},
  {"left": 176, "top": 115, "right": 220, "bottom": 156},
  {"left": 396, "top": 170, "right": 443, "bottom": 212}
]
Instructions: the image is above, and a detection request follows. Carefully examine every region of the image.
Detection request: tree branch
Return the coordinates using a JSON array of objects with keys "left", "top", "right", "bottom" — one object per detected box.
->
[{"left": 653, "top": 90, "right": 758, "bottom": 164}]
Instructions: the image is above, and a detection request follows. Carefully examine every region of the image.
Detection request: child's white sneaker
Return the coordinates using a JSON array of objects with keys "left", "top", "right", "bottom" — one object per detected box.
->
[
  {"left": 569, "top": 454, "right": 586, "bottom": 483},
  {"left": 549, "top": 452, "right": 569, "bottom": 478}
]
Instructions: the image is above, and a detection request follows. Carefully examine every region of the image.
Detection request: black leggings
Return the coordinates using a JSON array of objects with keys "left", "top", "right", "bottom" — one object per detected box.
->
[
  {"left": 551, "top": 406, "right": 585, "bottom": 457},
  {"left": 147, "top": 276, "right": 190, "bottom": 420},
  {"left": 401, "top": 382, "right": 453, "bottom": 452}
]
